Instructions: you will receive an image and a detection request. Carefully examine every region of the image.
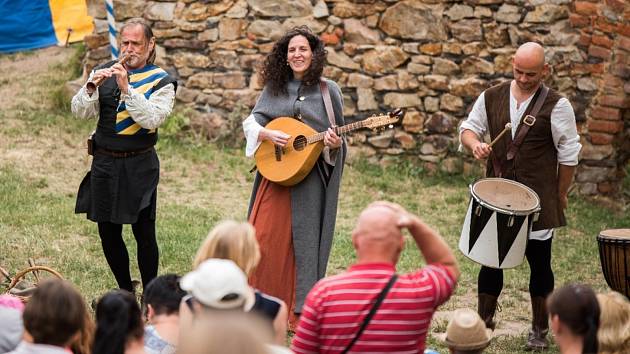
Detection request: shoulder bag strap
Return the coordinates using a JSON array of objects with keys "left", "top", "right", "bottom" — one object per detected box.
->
[
  {"left": 341, "top": 274, "right": 398, "bottom": 354},
  {"left": 505, "top": 84, "right": 549, "bottom": 160},
  {"left": 319, "top": 79, "right": 336, "bottom": 128},
  {"left": 492, "top": 84, "right": 549, "bottom": 177}
]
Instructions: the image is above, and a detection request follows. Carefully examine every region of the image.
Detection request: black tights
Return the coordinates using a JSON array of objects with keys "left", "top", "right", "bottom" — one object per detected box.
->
[
  {"left": 97, "top": 207, "right": 158, "bottom": 292},
  {"left": 478, "top": 237, "right": 554, "bottom": 298}
]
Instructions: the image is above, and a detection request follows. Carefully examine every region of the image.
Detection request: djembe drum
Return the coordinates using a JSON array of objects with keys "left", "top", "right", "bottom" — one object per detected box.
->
[
  {"left": 459, "top": 178, "right": 541, "bottom": 269},
  {"left": 597, "top": 229, "right": 630, "bottom": 298}
]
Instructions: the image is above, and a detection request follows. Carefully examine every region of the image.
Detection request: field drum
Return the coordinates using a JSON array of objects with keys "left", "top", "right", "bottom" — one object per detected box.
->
[
  {"left": 597, "top": 229, "right": 630, "bottom": 298},
  {"left": 459, "top": 178, "right": 541, "bottom": 269}
]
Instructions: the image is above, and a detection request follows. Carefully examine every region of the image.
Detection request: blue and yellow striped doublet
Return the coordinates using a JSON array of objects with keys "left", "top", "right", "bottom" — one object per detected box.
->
[{"left": 116, "top": 65, "right": 168, "bottom": 135}]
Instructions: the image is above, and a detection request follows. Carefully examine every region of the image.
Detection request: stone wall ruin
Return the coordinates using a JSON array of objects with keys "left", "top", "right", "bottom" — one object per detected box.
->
[{"left": 82, "top": 0, "right": 629, "bottom": 196}]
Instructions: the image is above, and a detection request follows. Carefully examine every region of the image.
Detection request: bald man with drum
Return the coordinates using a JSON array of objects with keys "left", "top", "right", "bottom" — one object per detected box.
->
[{"left": 459, "top": 42, "right": 581, "bottom": 351}]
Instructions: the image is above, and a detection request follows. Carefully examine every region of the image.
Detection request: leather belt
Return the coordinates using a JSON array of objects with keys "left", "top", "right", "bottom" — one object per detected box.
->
[{"left": 95, "top": 146, "right": 153, "bottom": 158}]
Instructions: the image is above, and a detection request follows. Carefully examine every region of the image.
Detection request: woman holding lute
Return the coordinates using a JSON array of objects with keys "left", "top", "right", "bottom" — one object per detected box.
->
[{"left": 242, "top": 25, "right": 345, "bottom": 329}]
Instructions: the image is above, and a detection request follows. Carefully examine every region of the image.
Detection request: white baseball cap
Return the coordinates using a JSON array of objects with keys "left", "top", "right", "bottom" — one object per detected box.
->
[{"left": 180, "top": 259, "right": 254, "bottom": 310}]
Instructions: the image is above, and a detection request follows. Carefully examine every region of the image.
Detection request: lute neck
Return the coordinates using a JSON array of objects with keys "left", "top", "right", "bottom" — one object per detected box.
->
[{"left": 306, "top": 120, "right": 369, "bottom": 144}]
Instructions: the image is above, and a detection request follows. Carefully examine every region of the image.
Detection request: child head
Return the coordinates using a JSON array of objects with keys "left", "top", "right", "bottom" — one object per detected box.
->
[
  {"left": 22, "top": 279, "right": 87, "bottom": 347},
  {"left": 193, "top": 220, "right": 260, "bottom": 276}
]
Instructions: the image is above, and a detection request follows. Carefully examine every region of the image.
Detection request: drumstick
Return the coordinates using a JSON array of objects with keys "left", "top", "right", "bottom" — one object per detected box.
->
[{"left": 488, "top": 123, "right": 512, "bottom": 148}]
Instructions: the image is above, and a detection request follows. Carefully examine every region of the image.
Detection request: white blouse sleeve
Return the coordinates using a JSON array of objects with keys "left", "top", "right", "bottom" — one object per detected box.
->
[
  {"left": 243, "top": 114, "right": 264, "bottom": 158},
  {"left": 70, "top": 71, "right": 100, "bottom": 119},
  {"left": 551, "top": 98, "right": 581, "bottom": 166},
  {"left": 458, "top": 91, "right": 488, "bottom": 151}
]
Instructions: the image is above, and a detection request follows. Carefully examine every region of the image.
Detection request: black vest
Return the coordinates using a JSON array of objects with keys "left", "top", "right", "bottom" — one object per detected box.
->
[{"left": 94, "top": 61, "right": 177, "bottom": 151}]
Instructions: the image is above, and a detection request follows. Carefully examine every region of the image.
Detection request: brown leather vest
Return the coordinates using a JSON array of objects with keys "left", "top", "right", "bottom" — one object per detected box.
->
[{"left": 484, "top": 81, "right": 565, "bottom": 231}]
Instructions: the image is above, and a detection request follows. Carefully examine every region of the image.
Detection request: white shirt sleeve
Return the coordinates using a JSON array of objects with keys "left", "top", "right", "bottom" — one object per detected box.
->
[
  {"left": 123, "top": 83, "right": 176, "bottom": 130},
  {"left": 458, "top": 91, "right": 488, "bottom": 151},
  {"left": 551, "top": 97, "right": 581, "bottom": 166},
  {"left": 70, "top": 71, "right": 100, "bottom": 119},
  {"left": 243, "top": 114, "right": 263, "bottom": 158}
]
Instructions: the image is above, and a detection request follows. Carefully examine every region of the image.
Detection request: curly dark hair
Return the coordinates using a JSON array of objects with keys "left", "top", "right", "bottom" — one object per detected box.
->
[{"left": 259, "top": 26, "right": 327, "bottom": 95}]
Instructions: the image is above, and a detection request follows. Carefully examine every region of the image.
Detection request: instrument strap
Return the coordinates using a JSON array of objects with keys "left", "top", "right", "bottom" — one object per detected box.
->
[
  {"left": 341, "top": 274, "right": 398, "bottom": 354},
  {"left": 319, "top": 79, "right": 336, "bottom": 129},
  {"left": 492, "top": 84, "right": 549, "bottom": 177},
  {"left": 506, "top": 85, "right": 549, "bottom": 160}
]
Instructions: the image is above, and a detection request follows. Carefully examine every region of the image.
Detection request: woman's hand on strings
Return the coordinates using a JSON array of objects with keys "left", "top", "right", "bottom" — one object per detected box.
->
[
  {"left": 261, "top": 128, "right": 290, "bottom": 147},
  {"left": 324, "top": 127, "right": 342, "bottom": 149}
]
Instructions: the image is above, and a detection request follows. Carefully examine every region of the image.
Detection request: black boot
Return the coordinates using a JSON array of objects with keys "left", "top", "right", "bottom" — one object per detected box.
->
[
  {"left": 526, "top": 296, "right": 549, "bottom": 351},
  {"left": 478, "top": 293, "right": 498, "bottom": 330}
]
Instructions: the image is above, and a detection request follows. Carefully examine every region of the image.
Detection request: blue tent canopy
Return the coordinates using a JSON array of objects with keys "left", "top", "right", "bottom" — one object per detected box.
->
[
  {"left": 0, "top": 0, "right": 94, "bottom": 54},
  {"left": 0, "top": 0, "right": 59, "bottom": 53}
]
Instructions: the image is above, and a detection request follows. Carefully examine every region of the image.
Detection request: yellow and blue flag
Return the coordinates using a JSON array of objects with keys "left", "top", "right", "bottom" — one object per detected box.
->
[{"left": 0, "top": 0, "right": 93, "bottom": 53}]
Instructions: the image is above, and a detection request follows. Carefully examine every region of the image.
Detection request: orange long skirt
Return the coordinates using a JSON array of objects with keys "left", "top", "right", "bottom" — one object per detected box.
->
[{"left": 248, "top": 178, "right": 300, "bottom": 329}]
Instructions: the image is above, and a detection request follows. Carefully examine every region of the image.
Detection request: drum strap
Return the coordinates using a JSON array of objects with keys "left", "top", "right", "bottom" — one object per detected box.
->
[{"left": 492, "top": 85, "right": 549, "bottom": 177}]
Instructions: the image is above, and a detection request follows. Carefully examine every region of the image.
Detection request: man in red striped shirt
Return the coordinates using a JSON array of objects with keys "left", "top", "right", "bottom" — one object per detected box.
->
[{"left": 292, "top": 201, "right": 459, "bottom": 354}]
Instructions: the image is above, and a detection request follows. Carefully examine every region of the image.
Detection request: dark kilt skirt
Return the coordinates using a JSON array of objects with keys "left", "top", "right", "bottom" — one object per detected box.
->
[{"left": 75, "top": 149, "right": 159, "bottom": 224}]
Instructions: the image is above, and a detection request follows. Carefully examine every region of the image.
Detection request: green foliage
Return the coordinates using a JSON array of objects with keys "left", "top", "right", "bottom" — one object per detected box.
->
[
  {"left": 48, "top": 44, "right": 86, "bottom": 114},
  {"left": 50, "top": 86, "right": 71, "bottom": 113},
  {"left": 68, "top": 42, "right": 86, "bottom": 79},
  {"left": 161, "top": 108, "right": 191, "bottom": 138},
  {"left": 214, "top": 102, "right": 249, "bottom": 148}
]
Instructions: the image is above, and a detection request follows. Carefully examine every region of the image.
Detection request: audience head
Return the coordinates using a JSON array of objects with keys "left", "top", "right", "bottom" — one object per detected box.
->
[
  {"left": 547, "top": 284, "right": 600, "bottom": 354},
  {"left": 142, "top": 273, "right": 186, "bottom": 320},
  {"left": 177, "top": 313, "right": 271, "bottom": 354},
  {"left": 93, "top": 290, "right": 143, "bottom": 354},
  {"left": 351, "top": 203, "right": 405, "bottom": 263},
  {"left": 22, "top": 279, "right": 87, "bottom": 347},
  {"left": 0, "top": 295, "right": 25, "bottom": 352},
  {"left": 181, "top": 258, "right": 254, "bottom": 311},
  {"left": 69, "top": 310, "right": 95, "bottom": 354},
  {"left": 442, "top": 308, "right": 492, "bottom": 354},
  {"left": 596, "top": 291, "right": 630, "bottom": 354},
  {"left": 193, "top": 220, "right": 260, "bottom": 276}
]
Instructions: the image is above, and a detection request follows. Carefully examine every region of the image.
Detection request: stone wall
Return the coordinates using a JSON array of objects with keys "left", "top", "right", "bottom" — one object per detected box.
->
[
  {"left": 83, "top": 0, "right": 629, "bottom": 196},
  {"left": 568, "top": 0, "right": 629, "bottom": 196}
]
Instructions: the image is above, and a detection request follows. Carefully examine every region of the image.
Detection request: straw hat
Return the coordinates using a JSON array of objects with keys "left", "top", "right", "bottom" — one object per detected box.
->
[{"left": 441, "top": 309, "right": 492, "bottom": 350}]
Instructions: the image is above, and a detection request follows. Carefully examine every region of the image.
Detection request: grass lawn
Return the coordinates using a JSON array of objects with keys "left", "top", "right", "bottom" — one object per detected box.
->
[{"left": 1, "top": 45, "right": 628, "bottom": 354}]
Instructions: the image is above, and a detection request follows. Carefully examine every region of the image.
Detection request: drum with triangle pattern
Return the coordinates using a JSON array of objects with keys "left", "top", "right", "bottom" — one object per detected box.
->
[{"left": 459, "top": 178, "right": 541, "bottom": 269}]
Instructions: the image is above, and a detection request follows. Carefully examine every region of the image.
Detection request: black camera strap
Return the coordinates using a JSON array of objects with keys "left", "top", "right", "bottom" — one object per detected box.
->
[{"left": 341, "top": 274, "right": 398, "bottom": 354}]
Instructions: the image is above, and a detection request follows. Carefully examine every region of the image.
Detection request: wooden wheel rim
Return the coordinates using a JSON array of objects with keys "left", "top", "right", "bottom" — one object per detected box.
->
[{"left": 6, "top": 266, "right": 63, "bottom": 292}]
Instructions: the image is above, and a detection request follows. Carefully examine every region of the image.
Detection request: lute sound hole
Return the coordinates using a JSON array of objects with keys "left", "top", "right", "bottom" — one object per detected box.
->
[{"left": 293, "top": 135, "right": 307, "bottom": 151}]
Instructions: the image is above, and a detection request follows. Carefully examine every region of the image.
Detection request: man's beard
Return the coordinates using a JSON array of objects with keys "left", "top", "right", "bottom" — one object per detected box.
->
[{"left": 517, "top": 81, "right": 538, "bottom": 92}]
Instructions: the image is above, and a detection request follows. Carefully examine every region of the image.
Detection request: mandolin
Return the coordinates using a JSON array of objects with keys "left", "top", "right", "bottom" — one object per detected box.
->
[{"left": 255, "top": 108, "right": 404, "bottom": 186}]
